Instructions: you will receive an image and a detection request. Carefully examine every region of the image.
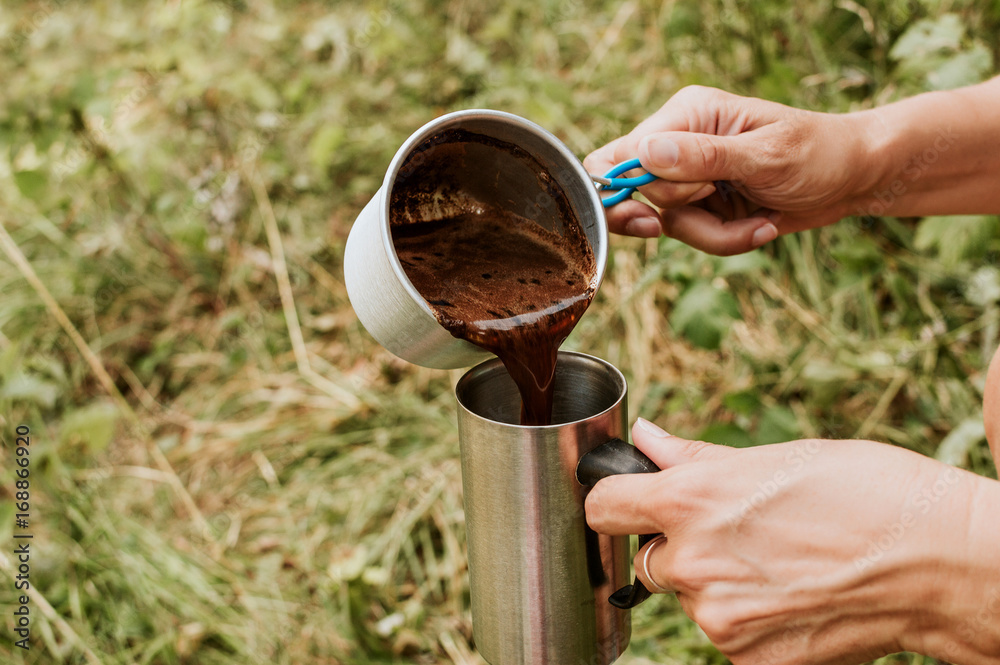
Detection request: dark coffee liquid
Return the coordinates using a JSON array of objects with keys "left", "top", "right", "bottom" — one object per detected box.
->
[{"left": 393, "top": 210, "right": 595, "bottom": 425}]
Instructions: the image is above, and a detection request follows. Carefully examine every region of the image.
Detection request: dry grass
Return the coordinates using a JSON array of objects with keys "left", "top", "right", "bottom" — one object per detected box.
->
[{"left": 0, "top": 1, "right": 998, "bottom": 664}]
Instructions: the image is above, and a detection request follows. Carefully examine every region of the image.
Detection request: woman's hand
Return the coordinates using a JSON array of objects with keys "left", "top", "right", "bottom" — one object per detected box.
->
[
  {"left": 586, "top": 78, "right": 1000, "bottom": 254},
  {"left": 585, "top": 418, "right": 1000, "bottom": 664},
  {"left": 584, "top": 85, "right": 881, "bottom": 255}
]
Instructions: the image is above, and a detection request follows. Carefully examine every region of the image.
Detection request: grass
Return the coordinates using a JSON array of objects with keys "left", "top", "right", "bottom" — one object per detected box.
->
[{"left": 0, "top": 0, "right": 998, "bottom": 663}]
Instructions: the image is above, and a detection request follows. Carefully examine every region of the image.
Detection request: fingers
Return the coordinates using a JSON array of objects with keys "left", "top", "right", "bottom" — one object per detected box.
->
[
  {"left": 635, "top": 535, "right": 674, "bottom": 594},
  {"left": 586, "top": 423, "right": 735, "bottom": 535},
  {"left": 659, "top": 206, "right": 780, "bottom": 256},
  {"left": 587, "top": 141, "right": 671, "bottom": 239},
  {"left": 637, "top": 131, "right": 763, "bottom": 184},
  {"left": 588, "top": 86, "right": 794, "bottom": 208},
  {"left": 637, "top": 180, "right": 716, "bottom": 210},
  {"left": 605, "top": 86, "right": 749, "bottom": 166},
  {"left": 602, "top": 199, "right": 662, "bottom": 238},
  {"left": 585, "top": 472, "right": 664, "bottom": 536},
  {"left": 600, "top": 181, "right": 720, "bottom": 238},
  {"left": 632, "top": 418, "right": 734, "bottom": 469}
]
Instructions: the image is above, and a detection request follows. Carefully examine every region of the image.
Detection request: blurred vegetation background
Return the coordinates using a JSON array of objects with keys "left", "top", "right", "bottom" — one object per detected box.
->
[{"left": 1, "top": 0, "right": 998, "bottom": 663}]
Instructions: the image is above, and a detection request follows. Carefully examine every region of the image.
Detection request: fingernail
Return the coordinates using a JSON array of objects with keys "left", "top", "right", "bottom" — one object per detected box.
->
[
  {"left": 625, "top": 216, "right": 661, "bottom": 238},
  {"left": 687, "top": 183, "right": 716, "bottom": 203},
  {"left": 766, "top": 209, "right": 783, "bottom": 223},
  {"left": 636, "top": 417, "right": 671, "bottom": 438},
  {"left": 640, "top": 136, "right": 679, "bottom": 169},
  {"left": 751, "top": 222, "right": 778, "bottom": 248}
]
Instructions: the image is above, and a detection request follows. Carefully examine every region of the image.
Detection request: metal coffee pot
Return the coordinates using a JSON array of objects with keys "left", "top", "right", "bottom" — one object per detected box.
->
[{"left": 344, "top": 109, "right": 607, "bottom": 369}]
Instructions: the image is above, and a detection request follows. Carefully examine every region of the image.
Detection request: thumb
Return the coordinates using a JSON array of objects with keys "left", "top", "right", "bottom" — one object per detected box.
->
[
  {"left": 632, "top": 418, "right": 734, "bottom": 469},
  {"left": 638, "top": 131, "right": 761, "bottom": 184}
]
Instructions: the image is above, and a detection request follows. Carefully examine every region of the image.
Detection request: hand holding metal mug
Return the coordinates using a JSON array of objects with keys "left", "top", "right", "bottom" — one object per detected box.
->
[{"left": 583, "top": 419, "right": 1000, "bottom": 664}]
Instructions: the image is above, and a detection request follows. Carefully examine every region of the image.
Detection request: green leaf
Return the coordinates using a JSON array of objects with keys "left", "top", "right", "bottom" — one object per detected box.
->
[
  {"left": 801, "top": 359, "right": 859, "bottom": 385},
  {"left": 927, "top": 45, "right": 993, "bottom": 90},
  {"left": 914, "top": 215, "right": 1000, "bottom": 266},
  {"left": 670, "top": 281, "right": 741, "bottom": 350},
  {"left": 0, "top": 371, "right": 60, "bottom": 409},
  {"left": 801, "top": 359, "right": 859, "bottom": 406},
  {"left": 445, "top": 30, "right": 488, "bottom": 75},
  {"left": 723, "top": 390, "right": 761, "bottom": 417},
  {"left": 308, "top": 125, "right": 347, "bottom": 172},
  {"left": 965, "top": 267, "right": 1000, "bottom": 308},
  {"left": 60, "top": 401, "right": 119, "bottom": 452},
  {"left": 935, "top": 416, "right": 985, "bottom": 467},
  {"left": 665, "top": 4, "right": 702, "bottom": 38},
  {"left": 0, "top": 342, "right": 20, "bottom": 377},
  {"left": 755, "top": 406, "right": 799, "bottom": 445},
  {"left": 14, "top": 170, "right": 47, "bottom": 202},
  {"left": 889, "top": 14, "right": 964, "bottom": 61},
  {"left": 830, "top": 236, "right": 882, "bottom": 273},
  {"left": 756, "top": 61, "right": 803, "bottom": 106},
  {"left": 70, "top": 71, "right": 99, "bottom": 106},
  {"left": 717, "top": 251, "right": 770, "bottom": 276},
  {"left": 698, "top": 422, "right": 754, "bottom": 448}
]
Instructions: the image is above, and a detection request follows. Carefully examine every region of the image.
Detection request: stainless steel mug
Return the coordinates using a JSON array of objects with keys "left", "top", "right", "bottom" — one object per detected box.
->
[
  {"left": 344, "top": 109, "right": 607, "bottom": 369},
  {"left": 456, "top": 351, "right": 660, "bottom": 665}
]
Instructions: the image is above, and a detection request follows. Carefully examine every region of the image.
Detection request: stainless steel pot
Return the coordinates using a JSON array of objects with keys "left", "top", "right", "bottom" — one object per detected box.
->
[{"left": 344, "top": 109, "right": 607, "bottom": 369}]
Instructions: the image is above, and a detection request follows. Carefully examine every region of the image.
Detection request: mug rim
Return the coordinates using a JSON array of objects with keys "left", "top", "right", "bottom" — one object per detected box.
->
[
  {"left": 379, "top": 109, "right": 608, "bottom": 322},
  {"left": 455, "top": 350, "right": 627, "bottom": 430}
]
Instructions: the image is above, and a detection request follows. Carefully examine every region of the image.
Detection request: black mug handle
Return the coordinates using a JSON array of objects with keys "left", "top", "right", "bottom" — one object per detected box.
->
[{"left": 576, "top": 438, "right": 661, "bottom": 609}]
